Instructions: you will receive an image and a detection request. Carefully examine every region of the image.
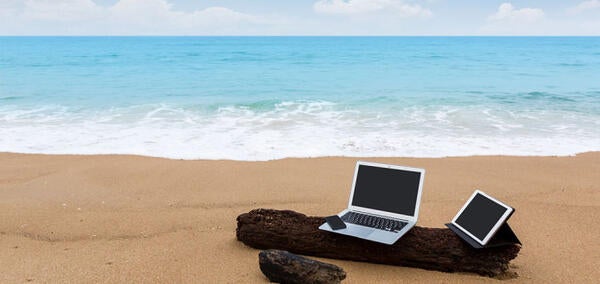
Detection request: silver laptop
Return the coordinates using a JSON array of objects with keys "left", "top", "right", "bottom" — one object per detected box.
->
[{"left": 319, "top": 161, "right": 425, "bottom": 245}]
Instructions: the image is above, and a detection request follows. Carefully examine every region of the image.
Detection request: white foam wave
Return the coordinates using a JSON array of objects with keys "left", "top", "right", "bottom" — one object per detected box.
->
[{"left": 0, "top": 101, "right": 598, "bottom": 160}]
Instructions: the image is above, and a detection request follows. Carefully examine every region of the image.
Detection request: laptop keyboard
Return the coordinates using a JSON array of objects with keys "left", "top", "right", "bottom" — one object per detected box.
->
[{"left": 341, "top": 211, "right": 408, "bottom": 232}]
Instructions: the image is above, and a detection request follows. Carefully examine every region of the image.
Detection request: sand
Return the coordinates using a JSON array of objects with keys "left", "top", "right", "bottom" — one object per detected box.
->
[{"left": 0, "top": 152, "right": 598, "bottom": 283}]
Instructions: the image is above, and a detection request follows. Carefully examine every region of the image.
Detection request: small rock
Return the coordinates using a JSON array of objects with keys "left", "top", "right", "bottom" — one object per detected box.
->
[{"left": 259, "top": 250, "right": 346, "bottom": 284}]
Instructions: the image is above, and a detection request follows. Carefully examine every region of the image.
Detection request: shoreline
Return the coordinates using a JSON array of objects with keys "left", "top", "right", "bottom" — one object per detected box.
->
[
  {"left": 1, "top": 150, "right": 598, "bottom": 162},
  {"left": 1, "top": 152, "right": 599, "bottom": 282}
]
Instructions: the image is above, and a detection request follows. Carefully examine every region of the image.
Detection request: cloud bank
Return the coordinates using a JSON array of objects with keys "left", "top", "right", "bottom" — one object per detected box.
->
[
  {"left": 481, "top": 2, "right": 547, "bottom": 35},
  {"left": 568, "top": 0, "right": 600, "bottom": 14},
  {"left": 0, "top": 0, "right": 598, "bottom": 35},
  {"left": 0, "top": 0, "right": 272, "bottom": 35},
  {"left": 313, "top": 0, "right": 432, "bottom": 17},
  {"left": 488, "top": 3, "right": 544, "bottom": 23}
]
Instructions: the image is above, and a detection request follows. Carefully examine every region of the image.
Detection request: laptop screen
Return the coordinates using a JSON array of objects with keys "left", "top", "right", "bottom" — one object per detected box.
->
[
  {"left": 351, "top": 164, "right": 421, "bottom": 216},
  {"left": 454, "top": 192, "right": 510, "bottom": 241}
]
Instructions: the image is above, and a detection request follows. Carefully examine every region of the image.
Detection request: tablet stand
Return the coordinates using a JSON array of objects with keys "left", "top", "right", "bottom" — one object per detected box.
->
[{"left": 445, "top": 222, "right": 521, "bottom": 249}]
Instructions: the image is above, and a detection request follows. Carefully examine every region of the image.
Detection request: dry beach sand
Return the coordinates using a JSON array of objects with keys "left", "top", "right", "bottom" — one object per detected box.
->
[{"left": 1, "top": 152, "right": 599, "bottom": 283}]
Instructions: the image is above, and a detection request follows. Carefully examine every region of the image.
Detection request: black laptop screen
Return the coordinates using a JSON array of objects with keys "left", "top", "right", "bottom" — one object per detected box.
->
[
  {"left": 455, "top": 193, "right": 508, "bottom": 240},
  {"left": 351, "top": 165, "right": 421, "bottom": 216}
]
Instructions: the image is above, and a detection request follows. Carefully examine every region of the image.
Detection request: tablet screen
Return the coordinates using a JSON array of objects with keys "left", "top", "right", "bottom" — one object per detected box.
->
[{"left": 454, "top": 191, "right": 511, "bottom": 242}]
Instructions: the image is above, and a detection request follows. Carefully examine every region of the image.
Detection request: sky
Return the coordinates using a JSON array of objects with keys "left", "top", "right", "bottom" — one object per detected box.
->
[{"left": 0, "top": 0, "right": 599, "bottom": 35}]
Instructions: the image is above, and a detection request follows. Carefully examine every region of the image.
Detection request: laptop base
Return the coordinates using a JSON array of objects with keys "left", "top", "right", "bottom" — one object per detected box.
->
[{"left": 319, "top": 212, "right": 415, "bottom": 245}]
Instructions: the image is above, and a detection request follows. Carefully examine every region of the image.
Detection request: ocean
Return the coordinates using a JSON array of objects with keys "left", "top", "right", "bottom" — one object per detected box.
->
[{"left": 1, "top": 36, "right": 599, "bottom": 160}]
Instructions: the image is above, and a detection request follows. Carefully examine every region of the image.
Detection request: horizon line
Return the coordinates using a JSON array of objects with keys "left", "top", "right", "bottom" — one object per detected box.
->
[{"left": 2, "top": 35, "right": 600, "bottom": 37}]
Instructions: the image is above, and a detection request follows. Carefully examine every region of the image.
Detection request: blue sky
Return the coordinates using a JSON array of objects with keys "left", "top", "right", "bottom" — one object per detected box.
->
[{"left": 1, "top": 0, "right": 599, "bottom": 35}]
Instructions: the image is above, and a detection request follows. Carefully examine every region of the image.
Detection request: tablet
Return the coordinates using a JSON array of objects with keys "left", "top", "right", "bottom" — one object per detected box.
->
[{"left": 451, "top": 190, "right": 513, "bottom": 246}]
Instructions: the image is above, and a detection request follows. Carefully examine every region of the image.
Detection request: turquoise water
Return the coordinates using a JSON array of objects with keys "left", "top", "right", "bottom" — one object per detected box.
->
[{"left": 1, "top": 37, "right": 599, "bottom": 160}]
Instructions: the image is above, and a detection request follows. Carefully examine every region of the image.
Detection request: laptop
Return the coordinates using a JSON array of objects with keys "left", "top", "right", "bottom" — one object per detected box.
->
[{"left": 319, "top": 161, "right": 425, "bottom": 245}]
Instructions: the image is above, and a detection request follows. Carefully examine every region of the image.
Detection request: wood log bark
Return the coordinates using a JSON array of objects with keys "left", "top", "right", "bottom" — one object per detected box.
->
[
  {"left": 237, "top": 209, "right": 521, "bottom": 278},
  {"left": 259, "top": 249, "right": 346, "bottom": 284}
]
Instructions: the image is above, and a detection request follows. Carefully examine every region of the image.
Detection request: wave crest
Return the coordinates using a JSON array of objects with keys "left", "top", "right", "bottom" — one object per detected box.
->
[{"left": 0, "top": 100, "right": 598, "bottom": 160}]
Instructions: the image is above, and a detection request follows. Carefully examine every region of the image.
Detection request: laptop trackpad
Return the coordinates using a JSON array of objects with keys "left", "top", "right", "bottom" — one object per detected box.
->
[{"left": 346, "top": 224, "right": 375, "bottom": 236}]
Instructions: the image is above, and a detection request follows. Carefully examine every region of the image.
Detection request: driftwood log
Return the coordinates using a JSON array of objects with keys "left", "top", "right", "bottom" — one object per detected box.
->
[
  {"left": 259, "top": 250, "right": 346, "bottom": 284},
  {"left": 237, "top": 209, "right": 521, "bottom": 277}
]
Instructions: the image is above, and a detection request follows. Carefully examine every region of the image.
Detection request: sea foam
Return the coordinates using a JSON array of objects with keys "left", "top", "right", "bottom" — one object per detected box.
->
[{"left": 1, "top": 100, "right": 598, "bottom": 160}]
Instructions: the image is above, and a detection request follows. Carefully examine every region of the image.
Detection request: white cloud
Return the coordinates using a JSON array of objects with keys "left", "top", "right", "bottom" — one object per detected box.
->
[
  {"left": 480, "top": 3, "right": 547, "bottom": 35},
  {"left": 488, "top": 3, "right": 544, "bottom": 23},
  {"left": 567, "top": 0, "right": 600, "bottom": 15},
  {"left": 0, "top": 0, "right": 271, "bottom": 35},
  {"left": 313, "top": 0, "right": 432, "bottom": 18},
  {"left": 22, "top": 0, "right": 104, "bottom": 22}
]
